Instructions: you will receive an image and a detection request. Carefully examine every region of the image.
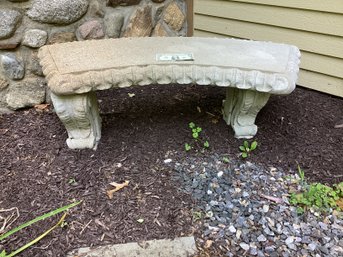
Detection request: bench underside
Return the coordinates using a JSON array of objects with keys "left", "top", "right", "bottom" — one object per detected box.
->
[{"left": 51, "top": 88, "right": 270, "bottom": 150}]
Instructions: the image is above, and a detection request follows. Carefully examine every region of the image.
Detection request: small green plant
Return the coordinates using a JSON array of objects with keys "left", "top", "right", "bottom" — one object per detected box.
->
[
  {"left": 289, "top": 166, "right": 343, "bottom": 213},
  {"left": 239, "top": 140, "right": 258, "bottom": 158},
  {"left": 297, "top": 165, "right": 305, "bottom": 184},
  {"left": 222, "top": 156, "right": 230, "bottom": 163},
  {"left": 185, "top": 122, "right": 210, "bottom": 152},
  {"left": 290, "top": 183, "right": 343, "bottom": 212},
  {"left": 0, "top": 201, "right": 81, "bottom": 257},
  {"left": 192, "top": 211, "right": 203, "bottom": 222}
]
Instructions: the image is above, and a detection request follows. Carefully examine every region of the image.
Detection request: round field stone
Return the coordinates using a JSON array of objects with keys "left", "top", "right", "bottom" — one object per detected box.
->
[
  {"left": 27, "top": 0, "right": 89, "bottom": 25},
  {"left": 22, "top": 29, "right": 48, "bottom": 48},
  {"left": 0, "top": 9, "right": 22, "bottom": 39}
]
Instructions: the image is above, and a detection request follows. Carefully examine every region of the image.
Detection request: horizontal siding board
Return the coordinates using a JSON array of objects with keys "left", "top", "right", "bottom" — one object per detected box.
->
[
  {"left": 195, "top": 0, "right": 343, "bottom": 36},
  {"left": 301, "top": 52, "right": 342, "bottom": 79},
  {"left": 194, "top": 15, "right": 343, "bottom": 59},
  {"left": 227, "top": 0, "right": 343, "bottom": 14},
  {"left": 194, "top": 1, "right": 343, "bottom": 96},
  {"left": 298, "top": 70, "right": 343, "bottom": 97}
]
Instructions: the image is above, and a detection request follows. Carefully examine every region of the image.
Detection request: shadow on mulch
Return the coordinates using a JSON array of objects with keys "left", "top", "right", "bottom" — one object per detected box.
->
[{"left": 0, "top": 85, "right": 342, "bottom": 256}]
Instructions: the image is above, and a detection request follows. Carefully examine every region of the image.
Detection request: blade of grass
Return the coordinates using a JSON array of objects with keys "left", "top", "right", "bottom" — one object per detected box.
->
[
  {"left": 0, "top": 201, "right": 81, "bottom": 241},
  {"left": 6, "top": 213, "right": 67, "bottom": 257}
]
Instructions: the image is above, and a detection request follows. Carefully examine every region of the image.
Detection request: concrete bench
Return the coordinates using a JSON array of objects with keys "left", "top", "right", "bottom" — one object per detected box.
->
[{"left": 38, "top": 37, "right": 300, "bottom": 150}]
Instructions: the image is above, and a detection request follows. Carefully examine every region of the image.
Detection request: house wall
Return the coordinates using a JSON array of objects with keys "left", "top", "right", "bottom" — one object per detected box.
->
[
  {"left": 193, "top": 0, "right": 343, "bottom": 97},
  {"left": 0, "top": 0, "right": 189, "bottom": 113}
]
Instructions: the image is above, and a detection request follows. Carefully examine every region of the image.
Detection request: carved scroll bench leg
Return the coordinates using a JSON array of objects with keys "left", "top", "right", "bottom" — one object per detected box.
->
[
  {"left": 223, "top": 88, "right": 270, "bottom": 139},
  {"left": 51, "top": 92, "right": 101, "bottom": 150}
]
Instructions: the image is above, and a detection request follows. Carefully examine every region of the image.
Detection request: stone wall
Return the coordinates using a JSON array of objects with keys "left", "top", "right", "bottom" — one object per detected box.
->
[{"left": 0, "top": 0, "right": 188, "bottom": 112}]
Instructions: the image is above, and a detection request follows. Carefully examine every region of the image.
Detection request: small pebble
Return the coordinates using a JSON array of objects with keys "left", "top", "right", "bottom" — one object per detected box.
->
[
  {"left": 169, "top": 155, "right": 343, "bottom": 257},
  {"left": 240, "top": 242, "right": 250, "bottom": 251},
  {"left": 263, "top": 205, "right": 270, "bottom": 213},
  {"left": 257, "top": 234, "right": 267, "bottom": 242},
  {"left": 229, "top": 225, "right": 236, "bottom": 233},
  {"left": 163, "top": 158, "right": 172, "bottom": 163},
  {"left": 285, "top": 236, "right": 294, "bottom": 245},
  {"left": 308, "top": 243, "right": 317, "bottom": 251},
  {"left": 217, "top": 171, "right": 224, "bottom": 177}
]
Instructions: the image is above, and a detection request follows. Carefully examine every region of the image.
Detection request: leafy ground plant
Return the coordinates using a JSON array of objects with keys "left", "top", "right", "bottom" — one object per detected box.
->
[
  {"left": 0, "top": 201, "right": 81, "bottom": 257},
  {"left": 239, "top": 140, "right": 258, "bottom": 158},
  {"left": 185, "top": 122, "right": 209, "bottom": 152},
  {"left": 289, "top": 166, "right": 343, "bottom": 214}
]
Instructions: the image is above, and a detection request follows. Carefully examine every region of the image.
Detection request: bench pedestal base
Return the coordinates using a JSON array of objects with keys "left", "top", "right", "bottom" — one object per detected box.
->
[
  {"left": 223, "top": 88, "right": 270, "bottom": 139},
  {"left": 51, "top": 92, "right": 101, "bottom": 150},
  {"left": 51, "top": 88, "right": 270, "bottom": 150}
]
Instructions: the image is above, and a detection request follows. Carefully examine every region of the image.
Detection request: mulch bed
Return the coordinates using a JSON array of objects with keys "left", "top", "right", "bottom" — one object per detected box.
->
[{"left": 0, "top": 85, "right": 342, "bottom": 256}]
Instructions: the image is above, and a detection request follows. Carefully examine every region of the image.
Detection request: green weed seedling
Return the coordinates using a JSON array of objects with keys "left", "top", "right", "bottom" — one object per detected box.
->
[
  {"left": 289, "top": 166, "right": 343, "bottom": 214},
  {"left": 192, "top": 211, "right": 203, "bottom": 222},
  {"left": 185, "top": 122, "right": 210, "bottom": 152},
  {"left": 239, "top": 140, "right": 258, "bottom": 158},
  {"left": 222, "top": 156, "right": 230, "bottom": 163},
  {"left": 0, "top": 201, "right": 81, "bottom": 257}
]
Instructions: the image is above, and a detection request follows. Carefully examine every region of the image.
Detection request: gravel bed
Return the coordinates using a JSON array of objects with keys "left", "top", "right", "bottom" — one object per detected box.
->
[{"left": 166, "top": 154, "right": 343, "bottom": 257}]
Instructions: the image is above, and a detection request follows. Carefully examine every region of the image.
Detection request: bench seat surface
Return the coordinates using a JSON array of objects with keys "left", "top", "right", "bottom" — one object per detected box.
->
[{"left": 39, "top": 37, "right": 300, "bottom": 96}]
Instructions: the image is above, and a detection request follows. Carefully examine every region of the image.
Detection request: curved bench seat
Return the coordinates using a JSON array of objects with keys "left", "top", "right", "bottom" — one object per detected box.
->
[{"left": 38, "top": 37, "right": 300, "bottom": 149}]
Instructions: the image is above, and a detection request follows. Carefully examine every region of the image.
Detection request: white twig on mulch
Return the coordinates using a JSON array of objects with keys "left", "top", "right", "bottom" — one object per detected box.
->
[{"left": 0, "top": 207, "right": 20, "bottom": 235}]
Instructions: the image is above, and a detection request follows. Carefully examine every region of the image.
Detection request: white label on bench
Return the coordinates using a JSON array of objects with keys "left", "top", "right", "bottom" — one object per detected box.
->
[{"left": 156, "top": 53, "right": 194, "bottom": 62}]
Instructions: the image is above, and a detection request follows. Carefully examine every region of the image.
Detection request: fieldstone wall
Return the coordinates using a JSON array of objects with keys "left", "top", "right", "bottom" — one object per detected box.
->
[{"left": 0, "top": 0, "right": 189, "bottom": 112}]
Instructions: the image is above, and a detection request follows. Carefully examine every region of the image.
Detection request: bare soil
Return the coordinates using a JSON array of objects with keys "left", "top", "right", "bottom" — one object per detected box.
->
[{"left": 0, "top": 85, "right": 342, "bottom": 256}]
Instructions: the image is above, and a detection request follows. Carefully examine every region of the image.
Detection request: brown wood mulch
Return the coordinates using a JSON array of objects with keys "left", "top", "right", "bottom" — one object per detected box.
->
[{"left": 0, "top": 85, "right": 342, "bottom": 256}]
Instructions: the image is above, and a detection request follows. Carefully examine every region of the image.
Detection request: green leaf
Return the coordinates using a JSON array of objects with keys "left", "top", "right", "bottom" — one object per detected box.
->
[
  {"left": 0, "top": 250, "right": 7, "bottom": 257},
  {"left": 185, "top": 143, "right": 191, "bottom": 151},
  {"left": 296, "top": 207, "right": 304, "bottom": 215},
  {"left": 222, "top": 157, "right": 230, "bottom": 163},
  {"left": 192, "top": 132, "right": 198, "bottom": 139},
  {"left": 239, "top": 146, "right": 246, "bottom": 152},
  {"left": 241, "top": 152, "right": 248, "bottom": 158},
  {"left": 5, "top": 212, "right": 67, "bottom": 257},
  {"left": 189, "top": 122, "right": 195, "bottom": 129},
  {"left": 297, "top": 165, "right": 305, "bottom": 181},
  {"left": 203, "top": 141, "right": 209, "bottom": 148},
  {"left": 243, "top": 141, "right": 249, "bottom": 149},
  {"left": 0, "top": 201, "right": 81, "bottom": 241},
  {"left": 196, "top": 127, "right": 202, "bottom": 133},
  {"left": 250, "top": 141, "right": 258, "bottom": 151}
]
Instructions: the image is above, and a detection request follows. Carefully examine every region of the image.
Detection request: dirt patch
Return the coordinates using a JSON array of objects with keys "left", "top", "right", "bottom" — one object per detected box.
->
[{"left": 0, "top": 85, "right": 342, "bottom": 256}]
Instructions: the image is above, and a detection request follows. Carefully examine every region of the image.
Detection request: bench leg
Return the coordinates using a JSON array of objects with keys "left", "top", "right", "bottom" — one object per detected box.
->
[
  {"left": 223, "top": 88, "right": 270, "bottom": 139},
  {"left": 51, "top": 92, "right": 101, "bottom": 150}
]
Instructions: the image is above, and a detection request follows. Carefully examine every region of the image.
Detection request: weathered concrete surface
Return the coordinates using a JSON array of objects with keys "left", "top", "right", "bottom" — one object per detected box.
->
[
  {"left": 39, "top": 37, "right": 300, "bottom": 95},
  {"left": 38, "top": 37, "right": 300, "bottom": 148},
  {"left": 66, "top": 236, "right": 197, "bottom": 257}
]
